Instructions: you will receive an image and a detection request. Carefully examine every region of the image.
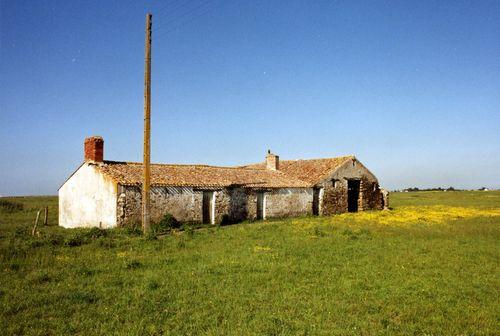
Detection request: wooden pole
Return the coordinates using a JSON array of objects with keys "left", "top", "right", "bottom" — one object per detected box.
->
[
  {"left": 142, "top": 13, "right": 152, "bottom": 234},
  {"left": 43, "top": 206, "right": 48, "bottom": 226}
]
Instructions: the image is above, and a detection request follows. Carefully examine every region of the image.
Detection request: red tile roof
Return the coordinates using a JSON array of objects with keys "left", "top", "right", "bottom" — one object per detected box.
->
[
  {"left": 95, "top": 161, "right": 310, "bottom": 188},
  {"left": 242, "top": 156, "right": 354, "bottom": 185},
  {"left": 93, "top": 155, "right": 354, "bottom": 189}
]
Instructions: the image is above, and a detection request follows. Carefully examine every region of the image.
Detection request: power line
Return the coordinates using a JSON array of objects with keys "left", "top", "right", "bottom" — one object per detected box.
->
[
  {"left": 154, "top": 0, "right": 192, "bottom": 19},
  {"left": 154, "top": 0, "right": 222, "bottom": 38},
  {"left": 154, "top": 0, "right": 215, "bottom": 33}
]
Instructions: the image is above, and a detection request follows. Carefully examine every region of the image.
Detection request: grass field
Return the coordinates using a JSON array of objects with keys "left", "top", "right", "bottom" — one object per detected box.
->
[{"left": 1, "top": 191, "right": 499, "bottom": 335}]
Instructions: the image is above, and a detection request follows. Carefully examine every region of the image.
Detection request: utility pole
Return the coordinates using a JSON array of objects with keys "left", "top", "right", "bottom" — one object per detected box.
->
[{"left": 142, "top": 13, "right": 152, "bottom": 234}]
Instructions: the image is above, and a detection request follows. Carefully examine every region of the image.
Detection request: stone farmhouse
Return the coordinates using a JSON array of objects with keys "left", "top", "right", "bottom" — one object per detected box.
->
[{"left": 59, "top": 137, "right": 388, "bottom": 228}]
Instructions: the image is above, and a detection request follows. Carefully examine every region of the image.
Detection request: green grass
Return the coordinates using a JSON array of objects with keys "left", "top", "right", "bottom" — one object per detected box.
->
[
  {"left": 1, "top": 191, "right": 499, "bottom": 335},
  {"left": 392, "top": 190, "right": 500, "bottom": 208}
]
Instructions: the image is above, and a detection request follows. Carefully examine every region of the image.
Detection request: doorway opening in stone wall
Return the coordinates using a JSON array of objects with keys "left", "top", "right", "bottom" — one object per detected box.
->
[
  {"left": 202, "top": 191, "right": 214, "bottom": 224},
  {"left": 347, "top": 180, "right": 360, "bottom": 212},
  {"left": 256, "top": 192, "right": 265, "bottom": 220},
  {"left": 312, "top": 188, "right": 320, "bottom": 215}
]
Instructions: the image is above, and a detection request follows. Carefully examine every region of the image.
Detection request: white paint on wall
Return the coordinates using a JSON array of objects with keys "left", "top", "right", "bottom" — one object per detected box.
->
[
  {"left": 211, "top": 191, "right": 216, "bottom": 224},
  {"left": 59, "top": 163, "right": 117, "bottom": 228},
  {"left": 263, "top": 192, "right": 267, "bottom": 220}
]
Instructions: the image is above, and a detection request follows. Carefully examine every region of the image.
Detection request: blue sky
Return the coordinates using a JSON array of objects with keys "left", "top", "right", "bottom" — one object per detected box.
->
[{"left": 1, "top": 0, "right": 499, "bottom": 196}]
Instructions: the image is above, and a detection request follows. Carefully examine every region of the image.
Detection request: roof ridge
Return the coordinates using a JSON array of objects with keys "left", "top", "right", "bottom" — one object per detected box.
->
[
  {"left": 103, "top": 160, "right": 255, "bottom": 170},
  {"left": 104, "top": 155, "right": 354, "bottom": 169},
  {"left": 238, "top": 155, "right": 354, "bottom": 168},
  {"left": 280, "top": 155, "right": 354, "bottom": 163},
  {"left": 90, "top": 155, "right": 359, "bottom": 189}
]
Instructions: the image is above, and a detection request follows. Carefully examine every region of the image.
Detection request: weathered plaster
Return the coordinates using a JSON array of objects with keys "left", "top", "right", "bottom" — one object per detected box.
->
[
  {"left": 59, "top": 163, "right": 117, "bottom": 228},
  {"left": 264, "top": 188, "right": 313, "bottom": 218},
  {"left": 116, "top": 185, "right": 313, "bottom": 225},
  {"left": 117, "top": 186, "right": 204, "bottom": 226},
  {"left": 60, "top": 156, "right": 386, "bottom": 229}
]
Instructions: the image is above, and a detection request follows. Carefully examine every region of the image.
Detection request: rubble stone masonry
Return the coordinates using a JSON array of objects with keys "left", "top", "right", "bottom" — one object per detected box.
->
[
  {"left": 317, "top": 158, "right": 384, "bottom": 215},
  {"left": 116, "top": 185, "right": 313, "bottom": 226},
  {"left": 117, "top": 186, "right": 203, "bottom": 226},
  {"left": 114, "top": 158, "right": 385, "bottom": 227},
  {"left": 265, "top": 188, "right": 313, "bottom": 218},
  {"left": 116, "top": 182, "right": 384, "bottom": 227}
]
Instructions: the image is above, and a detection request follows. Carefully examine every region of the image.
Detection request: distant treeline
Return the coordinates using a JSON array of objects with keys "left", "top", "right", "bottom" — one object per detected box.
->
[{"left": 397, "top": 187, "right": 491, "bottom": 192}]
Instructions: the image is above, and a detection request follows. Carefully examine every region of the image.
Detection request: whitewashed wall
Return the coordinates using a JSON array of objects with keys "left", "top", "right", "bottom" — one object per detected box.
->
[{"left": 59, "top": 163, "right": 117, "bottom": 228}]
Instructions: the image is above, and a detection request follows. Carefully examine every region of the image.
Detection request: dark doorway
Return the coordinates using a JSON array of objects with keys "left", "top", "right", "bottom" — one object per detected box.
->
[
  {"left": 202, "top": 191, "right": 214, "bottom": 224},
  {"left": 312, "top": 188, "right": 321, "bottom": 215},
  {"left": 347, "top": 180, "right": 360, "bottom": 212},
  {"left": 256, "top": 192, "right": 264, "bottom": 220}
]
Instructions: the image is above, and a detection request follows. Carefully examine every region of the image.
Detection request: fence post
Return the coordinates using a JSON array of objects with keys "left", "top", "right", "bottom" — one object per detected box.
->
[
  {"left": 32, "top": 210, "right": 41, "bottom": 236},
  {"left": 43, "top": 206, "right": 48, "bottom": 226}
]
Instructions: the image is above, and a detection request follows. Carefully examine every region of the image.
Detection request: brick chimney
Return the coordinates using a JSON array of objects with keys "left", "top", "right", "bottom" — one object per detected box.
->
[
  {"left": 266, "top": 150, "right": 279, "bottom": 170},
  {"left": 84, "top": 136, "right": 104, "bottom": 162}
]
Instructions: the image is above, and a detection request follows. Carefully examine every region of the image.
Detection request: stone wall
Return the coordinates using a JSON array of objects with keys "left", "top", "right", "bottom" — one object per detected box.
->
[
  {"left": 317, "top": 157, "right": 384, "bottom": 215},
  {"left": 319, "top": 179, "right": 348, "bottom": 215},
  {"left": 211, "top": 187, "right": 312, "bottom": 222},
  {"left": 117, "top": 185, "right": 245, "bottom": 226},
  {"left": 246, "top": 190, "right": 258, "bottom": 220},
  {"left": 213, "top": 189, "right": 229, "bottom": 224},
  {"left": 359, "top": 178, "right": 383, "bottom": 211},
  {"left": 117, "top": 185, "right": 314, "bottom": 225},
  {"left": 228, "top": 188, "right": 249, "bottom": 222},
  {"left": 212, "top": 187, "right": 250, "bottom": 223},
  {"left": 115, "top": 176, "right": 384, "bottom": 225},
  {"left": 117, "top": 185, "right": 203, "bottom": 226},
  {"left": 265, "top": 188, "right": 313, "bottom": 218}
]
